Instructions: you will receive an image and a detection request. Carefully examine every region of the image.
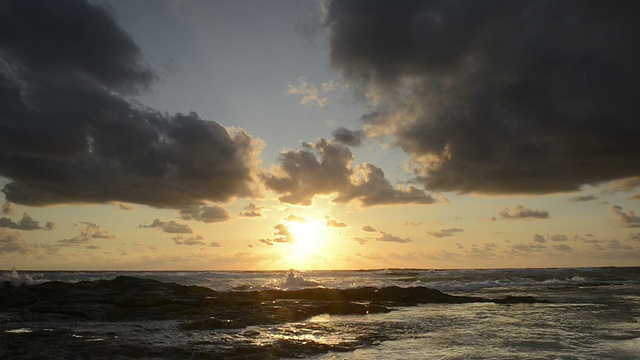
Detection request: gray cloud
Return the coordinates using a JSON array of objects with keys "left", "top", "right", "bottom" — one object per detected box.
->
[
  {"left": 2, "top": 202, "right": 15, "bottom": 215},
  {"left": 377, "top": 231, "right": 411, "bottom": 243},
  {"left": 568, "top": 194, "right": 598, "bottom": 203},
  {"left": 326, "top": 0, "right": 640, "bottom": 194},
  {"left": 610, "top": 205, "right": 640, "bottom": 228},
  {"left": 284, "top": 214, "right": 307, "bottom": 222},
  {"left": 361, "top": 225, "right": 377, "bottom": 232},
  {"left": 605, "top": 177, "right": 640, "bottom": 193},
  {"left": 0, "top": 230, "right": 58, "bottom": 255},
  {"left": 0, "top": 212, "right": 52, "bottom": 231},
  {"left": 325, "top": 216, "right": 347, "bottom": 228},
  {"left": 498, "top": 205, "right": 550, "bottom": 221},
  {"left": 173, "top": 235, "right": 206, "bottom": 246},
  {"left": 332, "top": 127, "right": 365, "bottom": 147},
  {"left": 179, "top": 205, "right": 231, "bottom": 223},
  {"left": 263, "top": 138, "right": 440, "bottom": 206},
  {"left": 0, "top": 0, "right": 261, "bottom": 209},
  {"left": 591, "top": 239, "right": 633, "bottom": 251},
  {"left": 259, "top": 223, "right": 295, "bottom": 246},
  {"left": 239, "top": 202, "right": 265, "bottom": 218},
  {"left": 58, "top": 222, "right": 115, "bottom": 247},
  {"left": 552, "top": 244, "right": 574, "bottom": 253},
  {"left": 427, "top": 228, "right": 464, "bottom": 238},
  {"left": 533, "top": 234, "right": 546, "bottom": 243},
  {"left": 627, "top": 233, "right": 640, "bottom": 242},
  {"left": 140, "top": 219, "right": 193, "bottom": 234},
  {"left": 353, "top": 237, "right": 368, "bottom": 245}
]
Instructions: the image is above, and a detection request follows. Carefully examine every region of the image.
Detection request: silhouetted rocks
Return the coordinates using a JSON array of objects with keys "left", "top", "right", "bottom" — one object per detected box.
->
[{"left": 0, "top": 276, "right": 549, "bottom": 331}]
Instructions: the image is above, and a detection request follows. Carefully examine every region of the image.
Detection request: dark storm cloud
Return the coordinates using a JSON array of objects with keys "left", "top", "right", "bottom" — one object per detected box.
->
[
  {"left": 179, "top": 205, "right": 231, "bottom": 223},
  {"left": 326, "top": 0, "right": 640, "bottom": 194},
  {"left": 0, "top": 212, "right": 52, "bottom": 231},
  {"left": 139, "top": 219, "right": 193, "bottom": 234},
  {"left": 498, "top": 205, "right": 550, "bottom": 220},
  {"left": 0, "top": 0, "right": 261, "bottom": 208},
  {"left": 263, "top": 139, "right": 440, "bottom": 206},
  {"left": 610, "top": 205, "right": 640, "bottom": 228},
  {"left": 332, "top": 127, "right": 365, "bottom": 147}
]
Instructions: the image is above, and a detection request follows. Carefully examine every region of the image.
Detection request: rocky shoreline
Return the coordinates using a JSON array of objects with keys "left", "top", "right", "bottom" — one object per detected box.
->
[{"left": 1, "top": 276, "right": 550, "bottom": 359}]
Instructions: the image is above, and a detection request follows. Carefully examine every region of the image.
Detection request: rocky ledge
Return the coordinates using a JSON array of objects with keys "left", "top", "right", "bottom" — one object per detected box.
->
[{"left": 0, "top": 276, "right": 549, "bottom": 330}]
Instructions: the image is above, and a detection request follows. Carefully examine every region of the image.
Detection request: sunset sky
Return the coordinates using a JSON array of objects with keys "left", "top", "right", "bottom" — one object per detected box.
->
[{"left": 1, "top": 0, "right": 639, "bottom": 270}]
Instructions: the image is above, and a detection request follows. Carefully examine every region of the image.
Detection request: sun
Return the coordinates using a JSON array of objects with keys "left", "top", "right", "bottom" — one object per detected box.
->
[{"left": 285, "top": 219, "right": 327, "bottom": 265}]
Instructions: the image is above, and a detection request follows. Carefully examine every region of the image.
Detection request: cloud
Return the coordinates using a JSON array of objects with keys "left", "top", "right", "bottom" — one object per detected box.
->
[
  {"left": 533, "top": 234, "right": 546, "bottom": 243},
  {"left": 610, "top": 205, "right": 640, "bottom": 228},
  {"left": 462, "top": 242, "right": 498, "bottom": 259},
  {"left": 239, "top": 202, "right": 265, "bottom": 218},
  {"left": 605, "top": 177, "right": 640, "bottom": 193},
  {"left": 325, "top": 1, "right": 640, "bottom": 194},
  {"left": 403, "top": 221, "right": 422, "bottom": 227},
  {"left": 116, "top": 203, "right": 135, "bottom": 211},
  {"left": 284, "top": 214, "right": 307, "bottom": 222},
  {"left": 173, "top": 235, "right": 206, "bottom": 246},
  {"left": 361, "top": 225, "right": 377, "bottom": 232},
  {"left": 591, "top": 239, "right": 634, "bottom": 251},
  {"left": 0, "top": 229, "right": 58, "bottom": 255},
  {"left": 0, "top": 0, "right": 262, "bottom": 209},
  {"left": 140, "top": 219, "right": 193, "bottom": 234},
  {"left": 0, "top": 213, "right": 52, "bottom": 231},
  {"left": 376, "top": 231, "right": 411, "bottom": 243},
  {"left": 58, "top": 222, "right": 115, "bottom": 247},
  {"left": 508, "top": 243, "right": 548, "bottom": 257},
  {"left": 568, "top": 194, "right": 598, "bottom": 202},
  {"left": 332, "top": 128, "right": 365, "bottom": 147},
  {"left": 2, "top": 202, "right": 15, "bottom": 215},
  {"left": 286, "top": 77, "right": 334, "bottom": 108},
  {"left": 325, "top": 216, "right": 347, "bottom": 228},
  {"left": 258, "top": 223, "right": 295, "bottom": 246},
  {"left": 498, "top": 205, "right": 550, "bottom": 221},
  {"left": 352, "top": 237, "right": 368, "bottom": 245},
  {"left": 552, "top": 244, "right": 574, "bottom": 253},
  {"left": 427, "top": 228, "right": 464, "bottom": 238},
  {"left": 263, "top": 138, "right": 441, "bottom": 206},
  {"left": 628, "top": 194, "right": 640, "bottom": 201},
  {"left": 628, "top": 233, "right": 640, "bottom": 242},
  {"left": 179, "top": 205, "right": 231, "bottom": 223}
]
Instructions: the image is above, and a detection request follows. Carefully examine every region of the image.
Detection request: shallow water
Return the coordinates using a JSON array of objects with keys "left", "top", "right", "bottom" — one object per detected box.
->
[{"left": 1, "top": 267, "right": 639, "bottom": 359}]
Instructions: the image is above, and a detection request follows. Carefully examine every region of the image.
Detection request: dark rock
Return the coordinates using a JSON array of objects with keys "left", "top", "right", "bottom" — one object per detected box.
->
[{"left": 0, "top": 276, "right": 550, "bottom": 331}]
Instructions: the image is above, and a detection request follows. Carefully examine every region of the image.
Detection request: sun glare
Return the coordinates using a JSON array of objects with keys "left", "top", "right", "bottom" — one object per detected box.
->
[{"left": 285, "top": 219, "right": 327, "bottom": 267}]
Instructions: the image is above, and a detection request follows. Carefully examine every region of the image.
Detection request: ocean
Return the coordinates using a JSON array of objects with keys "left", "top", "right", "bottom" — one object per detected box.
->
[{"left": 1, "top": 267, "right": 639, "bottom": 359}]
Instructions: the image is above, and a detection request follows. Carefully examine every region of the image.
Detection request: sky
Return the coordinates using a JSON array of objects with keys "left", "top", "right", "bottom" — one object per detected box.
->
[{"left": 1, "top": 0, "right": 639, "bottom": 270}]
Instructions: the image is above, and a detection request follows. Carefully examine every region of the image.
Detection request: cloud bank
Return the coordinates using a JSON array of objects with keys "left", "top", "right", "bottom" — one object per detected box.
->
[
  {"left": 263, "top": 139, "right": 440, "bottom": 206},
  {"left": 0, "top": 0, "right": 262, "bottom": 209},
  {"left": 326, "top": 0, "right": 640, "bottom": 194}
]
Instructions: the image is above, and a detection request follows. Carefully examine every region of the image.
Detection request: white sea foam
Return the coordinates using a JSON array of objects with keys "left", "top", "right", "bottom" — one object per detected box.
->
[{"left": 0, "top": 267, "right": 44, "bottom": 287}]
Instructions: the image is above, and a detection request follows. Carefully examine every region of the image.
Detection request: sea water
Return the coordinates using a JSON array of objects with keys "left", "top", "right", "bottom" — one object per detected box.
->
[{"left": 1, "top": 267, "right": 639, "bottom": 359}]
